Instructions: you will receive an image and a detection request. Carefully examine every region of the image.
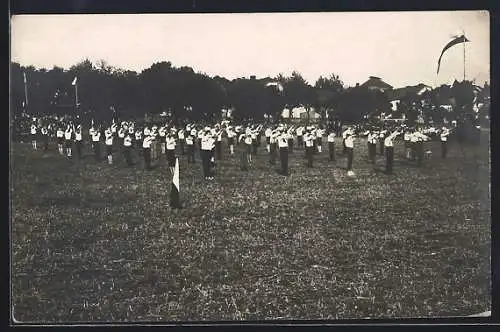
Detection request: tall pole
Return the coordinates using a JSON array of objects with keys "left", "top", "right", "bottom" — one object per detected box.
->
[
  {"left": 75, "top": 83, "right": 79, "bottom": 110},
  {"left": 23, "top": 72, "right": 28, "bottom": 112},
  {"left": 463, "top": 30, "right": 466, "bottom": 81}
]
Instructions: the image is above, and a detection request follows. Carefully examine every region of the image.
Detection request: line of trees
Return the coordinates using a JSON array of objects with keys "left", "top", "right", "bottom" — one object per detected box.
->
[{"left": 11, "top": 59, "right": 489, "bottom": 127}]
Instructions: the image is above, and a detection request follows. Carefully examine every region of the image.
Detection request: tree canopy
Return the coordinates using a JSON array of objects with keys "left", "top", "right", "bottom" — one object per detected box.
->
[{"left": 11, "top": 60, "right": 489, "bottom": 127}]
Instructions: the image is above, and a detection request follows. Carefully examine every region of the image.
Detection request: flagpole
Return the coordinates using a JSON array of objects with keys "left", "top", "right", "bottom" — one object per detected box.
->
[
  {"left": 463, "top": 30, "right": 466, "bottom": 81},
  {"left": 75, "top": 83, "right": 79, "bottom": 110},
  {"left": 23, "top": 72, "right": 28, "bottom": 111}
]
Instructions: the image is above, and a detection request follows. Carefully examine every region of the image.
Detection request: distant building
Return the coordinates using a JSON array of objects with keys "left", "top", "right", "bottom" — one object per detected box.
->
[
  {"left": 281, "top": 106, "right": 321, "bottom": 120},
  {"left": 388, "top": 83, "right": 432, "bottom": 101},
  {"left": 360, "top": 76, "right": 393, "bottom": 93}
]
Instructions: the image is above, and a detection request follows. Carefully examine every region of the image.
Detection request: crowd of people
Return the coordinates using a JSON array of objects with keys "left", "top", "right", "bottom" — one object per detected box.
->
[{"left": 23, "top": 114, "right": 453, "bottom": 179}]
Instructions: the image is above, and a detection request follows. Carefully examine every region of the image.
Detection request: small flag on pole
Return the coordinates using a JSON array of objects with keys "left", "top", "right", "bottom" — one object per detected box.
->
[
  {"left": 23, "top": 72, "right": 27, "bottom": 84},
  {"left": 170, "top": 158, "right": 181, "bottom": 209},
  {"left": 72, "top": 77, "right": 78, "bottom": 85}
]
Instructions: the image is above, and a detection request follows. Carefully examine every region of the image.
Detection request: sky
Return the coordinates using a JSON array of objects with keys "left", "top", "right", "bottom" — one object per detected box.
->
[{"left": 10, "top": 11, "right": 490, "bottom": 88}]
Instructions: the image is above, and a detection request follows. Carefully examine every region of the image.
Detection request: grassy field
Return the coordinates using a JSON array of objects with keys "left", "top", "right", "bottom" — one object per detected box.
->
[{"left": 11, "top": 133, "right": 491, "bottom": 322}]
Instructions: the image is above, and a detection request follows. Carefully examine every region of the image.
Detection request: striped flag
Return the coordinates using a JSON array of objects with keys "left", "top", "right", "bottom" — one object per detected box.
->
[
  {"left": 170, "top": 158, "right": 181, "bottom": 209},
  {"left": 71, "top": 77, "right": 78, "bottom": 85},
  {"left": 437, "top": 35, "right": 470, "bottom": 74}
]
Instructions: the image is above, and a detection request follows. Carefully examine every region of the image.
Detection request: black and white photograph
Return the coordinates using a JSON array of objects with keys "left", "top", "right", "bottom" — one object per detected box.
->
[{"left": 10, "top": 11, "right": 490, "bottom": 323}]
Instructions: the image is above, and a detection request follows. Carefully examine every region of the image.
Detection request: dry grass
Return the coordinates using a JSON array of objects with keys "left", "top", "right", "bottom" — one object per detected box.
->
[{"left": 11, "top": 133, "right": 490, "bottom": 322}]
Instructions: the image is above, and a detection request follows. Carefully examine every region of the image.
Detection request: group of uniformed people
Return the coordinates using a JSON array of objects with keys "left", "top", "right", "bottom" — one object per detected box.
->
[{"left": 27, "top": 116, "right": 453, "bottom": 179}]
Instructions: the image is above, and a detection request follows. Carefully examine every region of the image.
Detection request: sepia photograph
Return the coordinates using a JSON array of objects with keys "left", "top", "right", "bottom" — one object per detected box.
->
[{"left": 10, "top": 11, "right": 490, "bottom": 323}]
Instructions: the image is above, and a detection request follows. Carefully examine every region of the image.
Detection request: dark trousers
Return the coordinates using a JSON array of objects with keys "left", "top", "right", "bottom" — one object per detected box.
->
[
  {"left": 43, "top": 136, "right": 49, "bottom": 151},
  {"left": 279, "top": 147, "right": 289, "bottom": 175},
  {"left": 288, "top": 139, "right": 294, "bottom": 153},
  {"left": 201, "top": 150, "right": 211, "bottom": 177},
  {"left": 215, "top": 141, "right": 222, "bottom": 160},
  {"left": 187, "top": 144, "right": 195, "bottom": 163},
  {"left": 416, "top": 142, "right": 424, "bottom": 166},
  {"left": 124, "top": 146, "right": 133, "bottom": 166},
  {"left": 368, "top": 143, "right": 377, "bottom": 164},
  {"left": 197, "top": 140, "right": 202, "bottom": 158},
  {"left": 210, "top": 149, "right": 216, "bottom": 168},
  {"left": 252, "top": 140, "right": 258, "bottom": 155},
  {"left": 342, "top": 139, "right": 347, "bottom": 155},
  {"left": 94, "top": 142, "right": 100, "bottom": 162},
  {"left": 270, "top": 143, "right": 277, "bottom": 164},
  {"left": 179, "top": 139, "right": 185, "bottom": 155},
  {"left": 328, "top": 142, "right": 335, "bottom": 161},
  {"left": 441, "top": 141, "right": 447, "bottom": 158},
  {"left": 240, "top": 150, "right": 249, "bottom": 171},
  {"left": 75, "top": 140, "right": 83, "bottom": 159},
  {"left": 379, "top": 140, "right": 384, "bottom": 155},
  {"left": 306, "top": 146, "right": 314, "bottom": 167},
  {"left": 385, "top": 146, "right": 394, "bottom": 174},
  {"left": 313, "top": 140, "right": 317, "bottom": 154},
  {"left": 346, "top": 147, "right": 353, "bottom": 170},
  {"left": 298, "top": 136, "right": 303, "bottom": 148},
  {"left": 143, "top": 147, "right": 151, "bottom": 169},
  {"left": 257, "top": 135, "right": 262, "bottom": 147}
]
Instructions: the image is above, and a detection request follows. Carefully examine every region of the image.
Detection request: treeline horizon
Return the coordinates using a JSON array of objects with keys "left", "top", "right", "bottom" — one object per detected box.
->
[{"left": 11, "top": 59, "right": 489, "bottom": 125}]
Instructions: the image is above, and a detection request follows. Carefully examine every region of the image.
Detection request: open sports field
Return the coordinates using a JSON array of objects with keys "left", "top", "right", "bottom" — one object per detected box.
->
[{"left": 11, "top": 132, "right": 490, "bottom": 322}]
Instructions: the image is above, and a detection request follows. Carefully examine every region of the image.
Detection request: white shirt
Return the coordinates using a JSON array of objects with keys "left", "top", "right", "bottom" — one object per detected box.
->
[
  {"left": 227, "top": 130, "right": 235, "bottom": 138},
  {"left": 316, "top": 129, "right": 324, "bottom": 138},
  {"left": 105, "top": 134, "right": 113, "bottom": 146},
  {"left": 384, "top": 136, "right": 394, "bottom": 147},
  {"left": 265, "top": 128, "right": 272, "bottom": 137},
  {"left": 345, "top": 135, "right": 354, "bottom": 148},
  {"left": 92, "top": 132, "right": 101, "bottom": 142},
  {"left": 244, "top": 135, "right": 253, "bottom": 145},
  {"left": 142, "top": 136, "right": 152, "bottom": 148},
  {"left": 144, "top": 128, "right": 151, "bottom": 136},
  {"left": 367, "top": 133, "right": 377, "bottom": 144},
  {"left": 31, "top": 125, "right": 37, "bottom": 135},
  {"left": 159, "top": 128, "right": 166, "bottom": 137},
  {"left": 111, "top": 124, "right": 117, "bottom": 133},
  {"left": 118, "top": 129, "right": 125, "bottom": 138},
  {"left": 64, "top": 129, "right": 72, "bottom": 140},
  {"left": 296, "top": 127, "right": 304, "bottom": 136},
  {"left": 198, "top": 131, "right": 204, "bottom": 140},
  {"left": 404, "top": 132, "right": 410, "bottom": 141},
  {"left": 440, "top": 130, "right": 449, "bottom": 141},
  {"left": 57, "top": 130, "right": 64, "bottom": 138},
  {"left": 135, "top": 131, "right": 142, "bottom": 140},
  {"left": 416, "top": 132, "right": 429, "bottom": 141},
  {"left": 304, "top": 134, "right": 314, "bottom": 147},
  {"left": 191, "top": 129, "right": 197, "bottom": 137},
  {"left": 327, "top": 133, "right": 335, "bottom": 143},
  {"left": 178, "top": 130, "right": 185, "bottom": 140},
  {"left": 185, "top": 136, "right": 194, "bottom": 145},
  {"left": 42, "top": 128, "right": 48, "bottom": 135},
  {"left": 166, "top": 137, "right": 176, "bottom": 150},
  {"left": 201, "top": 136, "right": 215, "bottom": 150},
  {"left": 75, "top": 131, "right": 82, "bottom": 141},
  {"left": 278, "top": 135, "right": 288, "bottom": 148},
  {"left": 124, "top": 136, "right": 132, "bottom": 147}
]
